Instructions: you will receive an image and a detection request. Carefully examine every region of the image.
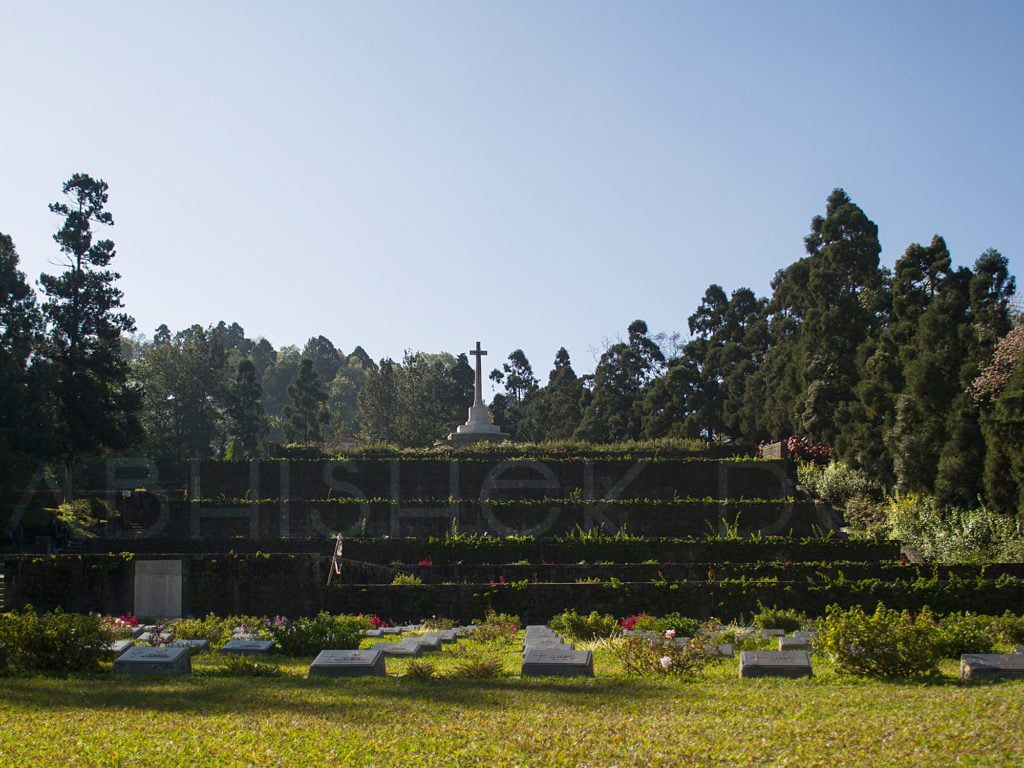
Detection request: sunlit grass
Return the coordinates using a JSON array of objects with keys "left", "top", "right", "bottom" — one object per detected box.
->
[{"left": 1, "top": 637, "right": 1022, "bottom": 767}]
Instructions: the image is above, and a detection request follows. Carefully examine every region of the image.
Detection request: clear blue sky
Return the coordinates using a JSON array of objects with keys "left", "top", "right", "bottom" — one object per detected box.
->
[{"left": 2, "top": 2, "right": 1021, "bottom": 378}]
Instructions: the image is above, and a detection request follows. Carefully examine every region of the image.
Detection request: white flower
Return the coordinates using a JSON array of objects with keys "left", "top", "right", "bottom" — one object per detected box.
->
[
  {"left": 664, "top": 629, "right": 676, "bottom": 639},
  {"left": 660, "top": 656, "right": 673, "bottom": 670}
]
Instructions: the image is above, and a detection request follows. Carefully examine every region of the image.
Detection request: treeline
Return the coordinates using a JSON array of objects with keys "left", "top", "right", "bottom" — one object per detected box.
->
[{"left": 2, "top": 178, "right": 1022, "bottom": 513}]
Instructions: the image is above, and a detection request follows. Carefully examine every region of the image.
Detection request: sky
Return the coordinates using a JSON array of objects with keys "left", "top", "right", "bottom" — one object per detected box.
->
[{"left": 2, "top": 2, "right": 1022, "bottom": 380}]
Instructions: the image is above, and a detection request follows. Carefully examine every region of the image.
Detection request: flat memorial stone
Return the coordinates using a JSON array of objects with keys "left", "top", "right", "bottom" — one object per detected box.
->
[
  {"left": 379, "top": 641, "right": 426, "bottom": 657},
  {"left": 706, "top": 643, "right": 734, "bottom": 658},
  {"left": 364, "top": 629, "right": 384, "bottom": 638},
  {"left": 438, "top": 629, "right": 458, "bottom": 644},
  {"left": 961, "top": 653, "right": 1024, "bottom": 681},
  {"left": 221, "top": 639, "right": 275, "bottom": 656},
  {"left": 171, "top": 639, "right": 211, "bottom": 655},
  {"left": 760, "top": 629, "right": 786, "bottom": 638},
  {"left": 415, "top": 634, "right": 442, "bottom": 652},
  {"left": 381, "top": 627, "right": 401, "bottom": 635},
  {"left": 114, "top": 645, "right": 191, "bottom": 676},
  {"left": 739, "top": 651, "right": 812, "bottom": 678},
  {"left": 310, "top": 648, "right": 386, "bottom": 678},
  {"left": 107, "top": 639, "right": 134, "bottom": 659},
  {"left": 522, "top": 648, "right": 594, "bottom": 678},
  {"left": 779, "top": 636, "right": 812, "bottom": 652}
]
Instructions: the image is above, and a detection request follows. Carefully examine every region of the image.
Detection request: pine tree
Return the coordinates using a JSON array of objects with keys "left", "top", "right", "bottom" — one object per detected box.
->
[
  {"left": 283, "top": 358, "right": 329, "bottom": 444},
  {"left": 40, "top": 173, "right": 142, "bottom": 499},
  {"left": 226, "top": 359, "right": 266, "bottom": 453}
]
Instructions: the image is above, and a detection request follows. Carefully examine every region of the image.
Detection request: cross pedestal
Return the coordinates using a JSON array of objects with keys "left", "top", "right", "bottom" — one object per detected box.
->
[{"left": 444, "top": 340, "right": 511, "bottom": 446}]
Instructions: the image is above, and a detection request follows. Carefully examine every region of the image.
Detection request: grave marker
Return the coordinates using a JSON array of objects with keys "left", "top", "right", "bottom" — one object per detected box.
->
[
  {"left": 114, "top": 646, "right": 192, "bottom": 676},
  {"left": 522, "top": 648, "right": 594, "bottom": 677},
  {"left": 960, "top": 653, "right": 1024, "bottom": 681},
  {"left": 739, "top": 651, "right": 812, "bottom": 678},
  {"left": 171, "top": 639, "right": 211, "bottom": 655},
  {"left": 221, "top": 639, "right": 275, "bottom": 656},
  {"left": 309, "top": 648, "right": 386, "bottom": 678}
]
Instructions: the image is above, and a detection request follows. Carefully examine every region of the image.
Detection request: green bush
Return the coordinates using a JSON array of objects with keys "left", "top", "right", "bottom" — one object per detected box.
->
[
  {"left": 990, "top": 611, "right": 1024, "bottom": 645},
  {"left": 633, "top": 613, "right": 702, "bottom": 637},
  {"left": 271, "top": 612, "right": 369, "bottom": 656},
  {"left": 752, "top": 605, "right": 806, "bottom": 633},
  {"left": 0, "top": 607, "right": 112, "bottom": 672},
  {"left": 936, "top": 613, "right": 995, "bottom": 657},
  {"left": 817, "top": 603, "right": 941, "bottom": 679},
  {"left": 886, "top": 493, "right": 1024, "bottom": 563},
  {"left": 549, "top": 610, "right": 618, "bottom": 641},
  {"left": 391, "top": 574, "right": 423, "bottom": 586},
  {"left": 171, "top": 614, "right": 242, "bottom": 649}
]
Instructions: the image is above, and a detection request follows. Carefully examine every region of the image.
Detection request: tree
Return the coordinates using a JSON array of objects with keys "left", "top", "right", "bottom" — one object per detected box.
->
[
  {"left": 523, "top": 347, "right": 584, "bottom": 441},
  {"left": 357, "top": 358, "right": 401, "bottom": 444},
  {"left": 490, "top": 350, "right": 539, "bottom": 439},
  {"left": 302, "top": 335, "right": 342, "bottom": 385},
  {"left": 136, "top": 325, "right": 229, "bottom": 479},
  {"left": 0, "top": 233, "right": 49, "bottom": 494},
  {"left": 40, "top": 173, "right": 141, "bottom": 499},
  {"left": 283, "top": 359, "right": 329, "bottom": 444},
  {"left": 225, "top": 359, "right": 266, "bottom": 454}
]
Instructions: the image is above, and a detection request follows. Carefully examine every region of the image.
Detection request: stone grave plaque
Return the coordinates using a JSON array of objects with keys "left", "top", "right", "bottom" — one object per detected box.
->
[
  {"left": 961, "top": 653, "right": 1024, "bottom": 681},
  {"left": 134, "top": 560, "right": 183, "bottom": 619},
  {"left": 779, "top": 636, "right": 811, "bottom": 652},
  {"left": 114, "top": 645, "right": 191, "bottom": 676},
  {"left": 221, "top": 639, "right": 275, "bottom": 656},
  {"left": 739, "top": 651, "right": 812, "bottom": 678},
  {"left": 706, "top": 643, "right": 734, "bottom": 658},
  {"left": 379, "top": 641, "right": 426, "bottom": 657},
  {"left": 381, "top": 627, "right": 401, "bottom": 635},
  {"left": 438, "top": 629, "right": 458, "bottom": 644},
  {"left": 415, "top": 634, "right": 442, "bottom": 652},
  {"left": 171, "top": 639, "right": 211, "bottom": 655},
  {"left": 759, "top": 629, "right": 786, "bottom": 638},
  {"left": 364, "top": 629, "right": 384, "bottom": 638},
  {"left": 521, "top": 648, "right": 594, "bottom": 677},
  {"left": 310, "top": 648, "right": 386, "bottom": 678},
  {"left": 106, "top": 639, "right": 134, "bottom": 659}
]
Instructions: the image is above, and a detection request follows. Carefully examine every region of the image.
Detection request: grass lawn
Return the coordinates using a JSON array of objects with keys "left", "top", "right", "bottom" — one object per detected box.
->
[{"left": 1, "top": 637, "right": 1022, "bottom": 767}]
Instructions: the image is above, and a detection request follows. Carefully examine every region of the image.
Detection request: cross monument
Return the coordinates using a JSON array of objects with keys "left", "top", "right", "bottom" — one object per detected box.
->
[{"left": 444, "top": 340, "right": 511, "bottom": 445}]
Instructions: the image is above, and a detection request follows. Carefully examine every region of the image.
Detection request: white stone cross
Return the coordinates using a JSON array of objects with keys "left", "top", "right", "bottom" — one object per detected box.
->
[{"left": 469, "top": 341, "right": 487, "bottom": 406}]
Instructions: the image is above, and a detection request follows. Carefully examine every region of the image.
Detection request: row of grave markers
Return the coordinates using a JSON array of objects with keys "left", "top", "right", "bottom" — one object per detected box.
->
[{"left": 5, "top": 631, "right": 1024, "bottom": 681}]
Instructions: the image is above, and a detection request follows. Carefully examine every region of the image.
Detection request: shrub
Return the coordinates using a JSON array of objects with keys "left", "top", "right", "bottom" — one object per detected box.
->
[
  {"left": 0, "top": 607, "right": 112, "bottom": 672},
  {"left": 171, "top": 614, "right": 237, "bottom": 649},
  {"left": 633, "top": 613, "right": 701, "bottom": 637},
  {"left": 391, "top": 574, "right": 423, "bottom": 586},
  {"left": 817, "top": 604, "right": 941, "bottom": 679},
  {"left": 271, "top": 612, "right": 369, "bottom": 656},
  {"left": 54, "top": 498, "right": 112, "bottom": 537},
  {"left": 614, "top": 635, "right": 708, "bottom": 677},
  {"left": 405, "top": 659, "right": 437, "bottom": 678},
  {"left": 221, "top": 654, "right": 281, "bottom": 677},
  {"left": 990, "top": 611, "right": 1024, "bottom": 645},
  {"left": 420, "top": 616, "right": 457, "bottom": 630},
  {"left": 752, "top": 605, "right": 806, "bottom": 633},
  {"left": 550, "top": 610, "right": 618, "bottom": 641},
  {"left": 936, "top": 613, "right": 995, "bottom": 657},
  {"left": 472, "top": 609, "right": 520, "bottom": 644},
  {"left": 886, "top": 493, "right": 1024, "bottom": 563},
  {"left": 447, "top": 658, "right": 504, "bottom": 679}
]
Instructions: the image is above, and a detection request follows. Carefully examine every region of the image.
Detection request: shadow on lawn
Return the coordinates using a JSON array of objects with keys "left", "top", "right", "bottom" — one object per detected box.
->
[{"left": 1, "top": 675, "right": 698, "bottom": 720}]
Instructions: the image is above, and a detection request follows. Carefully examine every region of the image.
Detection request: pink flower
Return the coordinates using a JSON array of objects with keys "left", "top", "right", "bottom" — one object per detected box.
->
[
  {"left": 660, "top": 656, "right": 673, "bottom": 670},
  {"left": 664, "top": 629, "right": 676, "bottom": 639}
]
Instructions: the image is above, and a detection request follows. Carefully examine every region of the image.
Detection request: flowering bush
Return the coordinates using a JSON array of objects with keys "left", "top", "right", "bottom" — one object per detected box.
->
[
  {"left": 816, "top": 603, "right": 941, "bottom": 679},
  {"left": 614, "top": 634, "right": 708, "bottom": 677},
  {"left": 103, "top": 614, "right": 139, "bottom": 638},
  {"left": 418, "top": 557, "right": 433, "bottom": 566},
  {"left": 170, "top": 614, "right": 265, "bottom": 649},
  {"left": 360, "top": 614, "right": 390, "bottom": 629},
  {"left": 472, "top": 609, "right": 519, "bottom": 644},
  {"left": 632, "top": 613, "right": 702, "bottom": 637}
]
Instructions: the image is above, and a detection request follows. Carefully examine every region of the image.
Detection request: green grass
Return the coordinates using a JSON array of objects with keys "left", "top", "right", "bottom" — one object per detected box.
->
[{"left": 1, "top": 637, "right": 1022, "bottom": 766}]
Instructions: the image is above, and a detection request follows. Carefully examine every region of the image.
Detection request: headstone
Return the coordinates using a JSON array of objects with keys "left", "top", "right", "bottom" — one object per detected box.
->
[
  {"left": 739, "top": 651, "right": 812, "bottom": 678},
  {"left": 379, "top": 641, "right": 426, "bottom": 657},
  {"left": 114, "top": 645, "right": 191, "bottom": 676},
  {"left": 438, "top": 629, "right": 458, "bottom": 644},
  {"left": 171, "top": 639, "right": 211, "bottom": 655},
  {"left": 106, "top": 639, "right": 134, "bottom": 659},
  {"left": 309, "top": 648, "right": 386, "bottom": 678},
  {"left": 414, "top": 634, "right": 442, "bottom": 653},
  {"left": 521, "top": 648, "right": 594, "bottom": 677},
  {"left": 221, "top": 639, "right": 275, "bottom": 656},
  {"left": 133, "top": 560, "right": 183, "bottom": 619},
  {"left": 364, "top": 629, "right": 384, "bottom": 638},
  {"left": 136, "top": 632, "right": 154, "bottom": 644},
  {"left": 779, "top": 636, "right": 812, "bottom": 652},
  {"left": 381, "top": 627, "right": 401, "bottom": 636},
  {"left": 759, "top": 629, "right": 786, "bottom": 638},
  {"left": 960, "top": 653, "right": 1024, "bottom": 681},
  {"left": 706, "top": 643, "right": 734, "bottom": 658}
]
